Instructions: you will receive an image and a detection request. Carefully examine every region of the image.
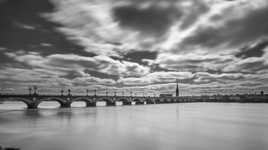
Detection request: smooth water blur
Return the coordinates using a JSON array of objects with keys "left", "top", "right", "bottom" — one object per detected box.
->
[{"left": 0, "top": 102, "right": 268, "bottom": 150}]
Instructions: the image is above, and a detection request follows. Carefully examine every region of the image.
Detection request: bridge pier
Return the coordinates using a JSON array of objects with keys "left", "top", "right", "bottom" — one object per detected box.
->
[
  {"left": 155, "top": 100, "right": 160, "bottom": 104},
  {"left": 86, "top": 102, "right": 96, "bottom": 107},
  {"left": 60, "top": 102, "right": 71, "bottom": 108},
  {"left": 106, "top": 101, "right": 116, "bottom": 106},
  {"left": 146, "top": 100, "right": 155, "bottom": 104},
  {"left": 122, "top": 101, "right": 132, "bottom": 105},
  {"left": 27, "top": 103, "right": 39, "bottom": 109},
  {"left": 135, "top": 101, "right": 145, "bottom": 105}
]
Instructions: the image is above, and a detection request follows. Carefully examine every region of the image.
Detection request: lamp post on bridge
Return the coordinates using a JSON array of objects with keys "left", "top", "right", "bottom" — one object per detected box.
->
[
  {"left": 60, "top": 89, "right": 64, "bottom": 96},
  {"left": 28, "top": 87, "right": 32, "bottom": 96},
  {"left": 94, "top": 89, "right": 97, "bottom": 97},
  {"left": 86, "top": 89, "right": 89, "bottom": 96},
  {"left": 68, "top": 89, "right": 71, "bottom": 97},
  {"left": 33, "top": 86, "right": 38, "bottom": 96}
]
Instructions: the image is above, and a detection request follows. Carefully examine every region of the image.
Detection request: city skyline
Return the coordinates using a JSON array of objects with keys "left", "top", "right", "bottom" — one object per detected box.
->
[{"left": 1, "top": 0, "right": 268, "bottom": 95}]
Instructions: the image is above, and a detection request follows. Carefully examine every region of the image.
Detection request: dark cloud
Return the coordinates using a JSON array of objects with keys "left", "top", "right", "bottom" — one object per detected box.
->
[
  {"left": 124, "top": 50, "right": 157, "bottom": 64},
  {"left": 150, "top": 64, "right": 171, "bottom": 72},
  {"left": 182, "top": 5, "right": 268, "bottom": 48},
  {"left": 235, "top": 39, "right": 268, "bottom": 59},
  {"left": 0, "top": 52, "right": 15, "bottom": 68},
  {"left": 111, "top": 50, "right": 157, "bottom": 65},
  {"left": 112, "top": 5, "right": 182, "bottom": 36},
  {"left": 84, "top": 69, "right": 119, "bottom": 80},
  {"left": 0, "top": 0, "right": 95, "bottom": 57},
  {"left": 47, "top": 56, "right": 97, "bottom": 69},
  {"left": 60, "top": 70, "right": 83, "bottom": 80}
]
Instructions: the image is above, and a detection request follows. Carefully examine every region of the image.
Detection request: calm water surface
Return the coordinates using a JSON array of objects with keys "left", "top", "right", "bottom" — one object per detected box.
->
[{"left": 0, "top": 102, "right": 268, "bottom": 150}]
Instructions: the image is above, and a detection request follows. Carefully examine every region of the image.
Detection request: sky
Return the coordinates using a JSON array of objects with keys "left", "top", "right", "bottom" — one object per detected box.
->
[{"left": 0, "top": 0, "right": 268, "bottom": 96}]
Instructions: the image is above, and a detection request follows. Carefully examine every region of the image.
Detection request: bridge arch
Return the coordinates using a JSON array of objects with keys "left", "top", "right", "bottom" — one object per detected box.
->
[
  {"left": 154, "top": 98, "right": 160, "bottom": 104},
  {"left": 19, "top": 98, "right": 39, "bottom": 109},
  {"left": 145, "top": 98, "right": 155, "bottom": 104},
  {"left": 133, "top": 98, "right": 144, "bottom": 105},
  {"left": 72, "top": 97, "right": 96, "bottom": 107},
  {"left": 6, "top": 97, "right": 41, "bottom": 109},
  {"left": 133, "top": 98, "right": 140, "bottom": 102},
  {"left": 14, "top": 98, "right": 34, "bottom": 105},
  {"left": 163, "top": 98, "right": 170, "bottom": 103},
  {"left": 118, "top": 98, "right": 132, "bottom": 105},
  {"left": 40, "top": 97, "right": 70, "bottom": 108},
  {"left": 101, "top": 98, "right": 116, "bottom": 106}
]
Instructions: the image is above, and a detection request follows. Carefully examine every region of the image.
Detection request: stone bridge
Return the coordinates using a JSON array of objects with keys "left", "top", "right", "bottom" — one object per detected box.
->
[{"left": 0, "top": 94, "right": 185, "bottom": 109}]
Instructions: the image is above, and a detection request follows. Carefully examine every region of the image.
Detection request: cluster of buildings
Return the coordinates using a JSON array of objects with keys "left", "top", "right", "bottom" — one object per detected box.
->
[{"left": 159, "top": 80, "right": 268, "bottom": 103}]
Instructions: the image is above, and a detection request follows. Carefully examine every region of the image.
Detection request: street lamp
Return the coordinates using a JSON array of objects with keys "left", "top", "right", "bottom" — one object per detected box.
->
[
  {"left": 33, "top": 85, "right": 38, "bottom": 95},
  {"left": 68, "top": 89, "right": 71, "bottom": 96},
  {"left": 94, "top": 89, "right": 97, "bottom": 97},
  {"left": 60, "top": 89, "right": 64, "bottom": 96},
  {"left": 28, "top": 87, "right": 32, "bottom": 96},
  {"left": 86, "top": 89, "right": 89, "bottom": 96}
]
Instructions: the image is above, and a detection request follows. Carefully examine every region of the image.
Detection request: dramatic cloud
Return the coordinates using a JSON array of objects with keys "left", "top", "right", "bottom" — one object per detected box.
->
[
  {"left": 0, "top": 0, "right": 94, "bottom": 58},
  {"left": 235, "top": 39, "right": 268, "bottom": 58},
  {"left": 112, "top": 4, "right": 182, "bottom": 36},
  {"left": 1, "top": 0, "right": 268, "bottom": 95},
  {"left": 181, "top": 1, "right": 268, "bottom": 49}
]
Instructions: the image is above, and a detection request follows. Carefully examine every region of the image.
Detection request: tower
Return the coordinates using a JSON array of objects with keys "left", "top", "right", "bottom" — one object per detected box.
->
[{"left": 176, "top": 79, "right": 179, "bottom": 97}]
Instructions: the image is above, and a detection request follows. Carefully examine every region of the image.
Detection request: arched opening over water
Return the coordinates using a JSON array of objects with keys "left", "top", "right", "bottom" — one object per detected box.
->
[
  {"left": 0, "top": 101, "right": 27, "bottom": 110},
  {"left": 97, "top": 100, "right": 107, "bottom": 107},
  {"left": 38, "top": 101, "right": 61, "bottom": 109},
  {"left": 116, "top": 101, "right": 123, "bottom": 106},
  {"left": 71, "top": 101, "right": 87, "bottom": 108}
]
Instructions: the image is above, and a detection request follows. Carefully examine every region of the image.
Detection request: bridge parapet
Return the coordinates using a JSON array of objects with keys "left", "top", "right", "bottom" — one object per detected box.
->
[{"left": 0, "top": 94, "right": 182, "bottom": 109}]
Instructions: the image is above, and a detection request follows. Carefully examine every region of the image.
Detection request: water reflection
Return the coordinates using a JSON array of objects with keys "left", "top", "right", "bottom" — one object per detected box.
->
[{"left": 0, "top": 103, "right": 268, "bottom": 150}]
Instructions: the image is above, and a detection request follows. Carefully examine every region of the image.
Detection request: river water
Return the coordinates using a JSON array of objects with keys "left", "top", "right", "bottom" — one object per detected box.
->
[{"left": 0, "top": 102, "right": 268, "bottom": 150}]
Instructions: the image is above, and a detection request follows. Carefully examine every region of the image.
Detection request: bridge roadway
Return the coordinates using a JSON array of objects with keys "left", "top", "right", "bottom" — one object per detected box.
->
[{"left": 0, "top": 94, "right": 191, "bottom": 109}]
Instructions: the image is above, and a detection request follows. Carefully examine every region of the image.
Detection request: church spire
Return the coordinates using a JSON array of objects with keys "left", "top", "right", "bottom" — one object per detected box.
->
[{"left": 176, "top": 79, "right": 179, "bottom": 97}]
